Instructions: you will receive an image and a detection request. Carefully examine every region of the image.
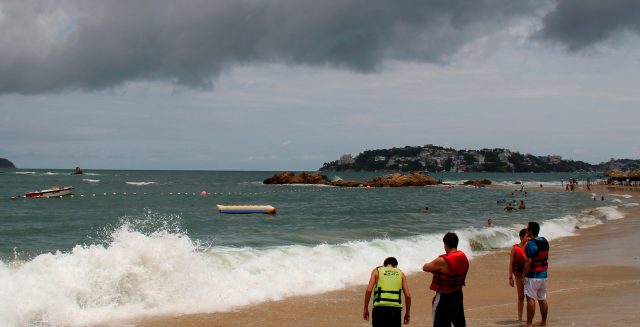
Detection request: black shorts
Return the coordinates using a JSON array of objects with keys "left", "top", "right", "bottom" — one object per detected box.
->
[
  {"left": 372, "top": 306, "right": 402, "bottom": 327},
  {"left": 433, "top": 290, "right": 465, "bottom": 327}
]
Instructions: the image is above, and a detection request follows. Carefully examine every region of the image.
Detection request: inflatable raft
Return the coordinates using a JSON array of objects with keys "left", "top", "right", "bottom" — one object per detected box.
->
[{"left": 216, "top": 204, "right": 277, "bottom": 214}]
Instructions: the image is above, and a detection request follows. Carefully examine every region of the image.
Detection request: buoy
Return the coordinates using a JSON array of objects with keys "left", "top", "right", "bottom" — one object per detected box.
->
[{"left": 201, "top": 191, "right": 207, "bottom": 197}]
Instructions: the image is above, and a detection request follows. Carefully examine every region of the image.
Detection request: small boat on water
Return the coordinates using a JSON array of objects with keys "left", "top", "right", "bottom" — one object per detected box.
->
[
  {"left": 216, "top": 204, "right": 277, "bottom": 214},
  {"left": 24, "top": 186, "right": 74, "bottom": 198}
]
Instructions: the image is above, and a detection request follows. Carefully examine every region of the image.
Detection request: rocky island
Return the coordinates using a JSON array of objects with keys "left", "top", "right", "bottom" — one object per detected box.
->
[{"left": 263, "top": 171, "right": 440, "bottom": 187}]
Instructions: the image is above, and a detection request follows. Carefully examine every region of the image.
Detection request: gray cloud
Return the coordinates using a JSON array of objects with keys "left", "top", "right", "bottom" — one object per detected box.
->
[
  {"left": 0, "top": 0, "right": 540, "bottom": 95},
  {"left": 536, "top": 0, "right": 640, "bottom": 51}
]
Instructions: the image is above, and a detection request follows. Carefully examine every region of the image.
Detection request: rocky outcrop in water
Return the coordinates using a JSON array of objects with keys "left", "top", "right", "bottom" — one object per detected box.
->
[
  {"left": 263, "top": 171, "right": 441, "bottom": 187},
  {"left": 463, "top": 179, "right": 492, "bottom": 187},
  {"left": 366, "top": 172, "right": 441, "bottom": 187},
  {"left": 263, "top": 171, "right": 332, "bottom": 185}
]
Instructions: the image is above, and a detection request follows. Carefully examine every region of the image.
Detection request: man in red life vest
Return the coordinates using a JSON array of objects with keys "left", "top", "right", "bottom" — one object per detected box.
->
[
  {"left": 423, "top": 232, "right": 469, "bottom": 327},
  {"left": 363, "top": 257, "right": 412, "bottom": 326},
  {"left": 523, "top": 222, "right": 549, "bottom": 327}
]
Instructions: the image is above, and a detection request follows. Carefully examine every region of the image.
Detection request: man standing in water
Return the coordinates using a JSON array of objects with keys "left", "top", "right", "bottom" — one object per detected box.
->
[
  {"left": 523, "top": 222, "right": 549, "bottom": 327},
  {"left": 364, "top": 257, "right": 412, "bottom": 326},
  {"left": 423, "top": 232, "right": 469, "bottom": 326}
]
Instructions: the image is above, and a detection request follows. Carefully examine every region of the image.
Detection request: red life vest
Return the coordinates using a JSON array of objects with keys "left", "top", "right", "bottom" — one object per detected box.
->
[
  {"left": 530, "top": 237, "right": 549, "bottom": 272},
  {"left": 512, "top": 244, "right": 526, "bottom": 276},
  {"left": 430, "top": 250, "right": 469, "bottom": 293}
]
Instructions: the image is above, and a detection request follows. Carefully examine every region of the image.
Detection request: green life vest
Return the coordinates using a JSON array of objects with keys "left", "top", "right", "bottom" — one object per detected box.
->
[{"left": 373, "top": 266, "right": 403, "bottom": 308}]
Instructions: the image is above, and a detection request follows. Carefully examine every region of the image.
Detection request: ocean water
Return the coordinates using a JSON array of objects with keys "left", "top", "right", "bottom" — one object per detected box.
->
[{"left": 0, "top": 169, "right": 634, "bottom": 326}]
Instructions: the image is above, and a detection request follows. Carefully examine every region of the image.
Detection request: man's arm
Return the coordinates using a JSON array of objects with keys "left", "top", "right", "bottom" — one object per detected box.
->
[
  {"left": 522, "top": 240, "right": 535, "bottom": 276},
  {"left": 402, "top": 273, "right": 412, "bottom": 324},
  {"left": 508, "top": 247, "right": 515, "bottom": 287},
  {"left": 422, "top": 256, "right": 447, "bottom": 273},
  {"left": 522, "top": 257, "right": 532, "bottom": 277},
  {"left": 363, "top": 268, "right": 378, "bottom": 321}
]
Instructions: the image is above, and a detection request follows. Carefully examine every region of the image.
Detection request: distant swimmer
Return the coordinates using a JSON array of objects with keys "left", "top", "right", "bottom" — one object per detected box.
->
[
  {"left": 423, "top": 207, "right": 430, "bottom": 215},
  {"left": 518, "top": 200, "right": 526, "bottom": 210},
  {"left": 504, "top": 203, "right": 516, "bottom": 211},
  {"left": 485, "top": 218, "right": 495, "bottom": 228}
]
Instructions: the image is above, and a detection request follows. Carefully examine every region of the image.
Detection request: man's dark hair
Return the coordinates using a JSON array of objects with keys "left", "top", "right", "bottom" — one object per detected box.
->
[
  {"left": 383, "top": 257, "right": 398, "bottom": 267},
  {"left": 527, "top": 221, "right": 540, "bottom": 237},
  {"left": 443, "top": 232, "right": 459, "bottom": 248},
  {"left": 519, "top": 228, "right": 527, "bottom": 238}
]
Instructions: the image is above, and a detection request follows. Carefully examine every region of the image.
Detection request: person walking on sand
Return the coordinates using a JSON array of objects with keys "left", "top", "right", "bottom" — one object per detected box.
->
[
  {"left": 509, "top": 228, "right": 528, "bottom": 321},
  {"left": 423, "top": 232, "right": 469, "bottom": 327},
  {"left": 523, "top": 222, "right": 549, "bottom": 327},
  {"left": 364, "top": 257, "right": 412, "bottom": 326}
]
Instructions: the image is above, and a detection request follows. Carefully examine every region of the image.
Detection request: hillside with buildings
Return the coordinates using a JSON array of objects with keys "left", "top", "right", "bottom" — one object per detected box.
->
[{"left": 319, "top": 145, "right": 596, "bottom": 172}]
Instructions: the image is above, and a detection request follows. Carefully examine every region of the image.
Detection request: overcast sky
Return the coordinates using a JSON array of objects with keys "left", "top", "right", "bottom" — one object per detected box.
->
[{"left": 1, "top": 0, "right": 639, "bottom": 170}]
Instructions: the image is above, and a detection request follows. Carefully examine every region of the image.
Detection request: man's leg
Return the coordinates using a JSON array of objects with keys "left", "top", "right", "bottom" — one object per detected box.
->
[
  {"left": 450, "top": 295, "right": 466, "bottom": 327},
  {"left": 525, "top": 295, "right": 536, "bottom": 327},
  {"left": 433, "top": 295, "right": 453, "bottom": 327},
  {"left": 538, "top": 299, "right": 548, "bottom": 325}
]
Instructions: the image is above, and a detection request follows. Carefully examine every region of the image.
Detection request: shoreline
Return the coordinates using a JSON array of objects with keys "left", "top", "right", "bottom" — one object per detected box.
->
[{"left": 124, "top": 187, "right": 640, "bottom": 327}]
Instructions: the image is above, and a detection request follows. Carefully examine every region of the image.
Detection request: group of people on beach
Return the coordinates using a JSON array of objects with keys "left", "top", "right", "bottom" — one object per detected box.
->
[{"left": 363, "top": 221, "right": 549, "bottom": 327}]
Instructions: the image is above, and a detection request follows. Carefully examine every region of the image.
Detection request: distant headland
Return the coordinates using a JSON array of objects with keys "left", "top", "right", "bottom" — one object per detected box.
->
[
  {"left": 0, "top": 158, "right": 16, "bottom": 169},
  {"left": 320, "top": 144, "right": 640, "bottom": 173}
]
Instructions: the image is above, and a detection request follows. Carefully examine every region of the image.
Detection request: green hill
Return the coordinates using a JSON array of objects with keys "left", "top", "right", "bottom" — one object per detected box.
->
[
  {"left": 0, "top": 158, "right": 16, "bottom": 169},
  {"left": 320, "top": 145, "right": 598, "bottom": 173}
]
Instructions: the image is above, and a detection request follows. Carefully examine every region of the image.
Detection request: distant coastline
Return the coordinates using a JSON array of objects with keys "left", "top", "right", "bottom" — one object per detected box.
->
[
  {"left": 0, "top": 158, "right": 16, "bottom": 169},
  {"left": 320, "top": 144, "right": 640, "bottom": 173}
]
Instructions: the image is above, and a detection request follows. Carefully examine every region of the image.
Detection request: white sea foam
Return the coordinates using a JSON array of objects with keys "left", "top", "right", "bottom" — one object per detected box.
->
[
  {"left": 43, "top": 172, "right": 59, "bottom": 175},
  {"left": 15, "top": 172, "right": 35, "bottom": 175},
  {"left": 82, "top": 179, "right": 100, "bottom": 183},
  {"left": 594, "top": 206, "right": 625, "bottom": 220},
  {"left": 0, "top": 205, "right": 626, "bottom": 327},
  {"left": 610, "top": 194, "right": 633, "bottom": 199},
  {"left": 125, "top": 181, "right": 157, "bottom": 186}
]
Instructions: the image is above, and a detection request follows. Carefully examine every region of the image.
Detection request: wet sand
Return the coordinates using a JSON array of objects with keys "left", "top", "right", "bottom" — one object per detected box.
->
[{"left": 129, "top": 188, "right": 640, "bottom": 327}]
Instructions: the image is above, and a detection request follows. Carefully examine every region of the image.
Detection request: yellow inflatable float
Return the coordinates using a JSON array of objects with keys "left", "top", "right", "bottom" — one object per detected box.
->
[{"left": 216, "top": 204, "right": 277, "bottom": 214}]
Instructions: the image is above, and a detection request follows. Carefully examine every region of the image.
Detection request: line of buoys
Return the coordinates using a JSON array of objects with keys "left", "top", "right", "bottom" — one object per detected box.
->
[{"left": 9, "top": 186, "right": 357, "bottom": 200}]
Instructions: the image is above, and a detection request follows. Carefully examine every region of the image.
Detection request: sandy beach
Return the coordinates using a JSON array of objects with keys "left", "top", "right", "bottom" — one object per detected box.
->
[{"left": 130, "top": 186, "right": 640, "bottom": 327}]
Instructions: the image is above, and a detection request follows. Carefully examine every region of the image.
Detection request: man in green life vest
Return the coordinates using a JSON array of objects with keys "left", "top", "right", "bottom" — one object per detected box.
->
[{"left": 364, "top": 257, "right": 412, "bottom": 326}]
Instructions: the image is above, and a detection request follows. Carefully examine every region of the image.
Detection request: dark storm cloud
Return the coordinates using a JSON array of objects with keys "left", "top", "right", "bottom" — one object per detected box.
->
[
  {"left": 1, "top": 0, "right": 542, "bottom": 94},
  {"left": 536, "top": 0, "right": 640, "bottom": 51}
]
